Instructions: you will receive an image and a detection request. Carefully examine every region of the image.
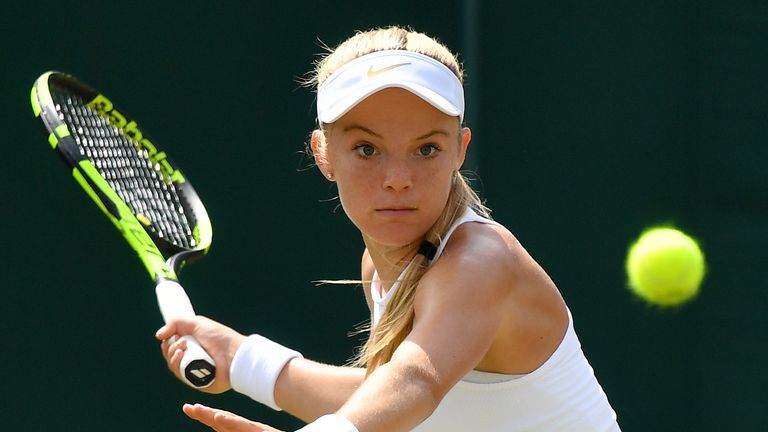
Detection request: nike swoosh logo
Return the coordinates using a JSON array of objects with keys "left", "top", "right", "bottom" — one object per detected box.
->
[{"left": 367, "top": 62, "right": 412, "bottom": 77}]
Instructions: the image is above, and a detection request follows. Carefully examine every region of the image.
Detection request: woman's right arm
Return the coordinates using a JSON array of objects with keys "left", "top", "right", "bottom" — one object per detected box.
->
[
  {"left": 158, "top": 316, "right": 367, "bottom": 422},
  {"left": 273, "top": 358, "right": 366, "bottom": 421},
  {"left": 158, "top": 249, "right": 374, "bottom": 422}
]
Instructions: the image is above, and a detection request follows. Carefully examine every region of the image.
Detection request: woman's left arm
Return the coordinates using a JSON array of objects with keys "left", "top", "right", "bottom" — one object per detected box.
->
[{"left": 336, "top": 225, "right": 514, "bottom": 432}]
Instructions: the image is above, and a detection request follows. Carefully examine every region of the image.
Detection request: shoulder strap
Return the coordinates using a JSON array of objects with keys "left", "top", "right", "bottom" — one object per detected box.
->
[{"left": 431, "top": 208, "right": 501, "bottom": 262}]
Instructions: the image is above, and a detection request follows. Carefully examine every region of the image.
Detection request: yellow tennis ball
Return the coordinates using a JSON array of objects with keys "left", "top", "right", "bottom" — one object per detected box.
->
[{"left": 625, "top": 227, "right": 706, "bottom": 306}]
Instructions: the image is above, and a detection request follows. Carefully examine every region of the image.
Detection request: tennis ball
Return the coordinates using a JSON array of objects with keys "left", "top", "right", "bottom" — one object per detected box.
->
[{"left": 625, "top": 227, "right": 706, "bottom": 306}]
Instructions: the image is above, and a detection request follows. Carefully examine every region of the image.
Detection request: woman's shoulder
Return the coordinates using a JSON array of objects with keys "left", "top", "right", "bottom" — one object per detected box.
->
[
  {"left": 439, "top": 219, "right": 525, "bottom": 273},
  {"left": 421, "top": 219, "right": 562, "bottom": 307},
  {"left": 422, "top": 220, "right": 569, "bottom": 374},
  {"left": 420, "top": 221, "right": 521, "bottom": 299}
]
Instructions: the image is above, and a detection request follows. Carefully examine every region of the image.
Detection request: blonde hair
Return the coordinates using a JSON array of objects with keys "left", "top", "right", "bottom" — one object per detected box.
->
[
  {"left": 311, "top": 26, "right": 463, "bottom": 91},
  {"left": 310, "top": 26, "right": 489, "bottom": 373}
]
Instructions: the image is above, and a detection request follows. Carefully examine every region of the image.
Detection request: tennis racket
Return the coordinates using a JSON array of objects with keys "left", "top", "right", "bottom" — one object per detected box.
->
[{"left": 30, "top": 71, "right": 216, "bottom": 388}]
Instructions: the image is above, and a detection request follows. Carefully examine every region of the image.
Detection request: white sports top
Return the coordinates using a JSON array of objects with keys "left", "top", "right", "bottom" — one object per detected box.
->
[{"left": 370, "top": 208, "right": 621, "bottom": 431}]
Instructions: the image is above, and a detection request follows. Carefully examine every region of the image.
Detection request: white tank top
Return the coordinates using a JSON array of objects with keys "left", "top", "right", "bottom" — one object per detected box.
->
[{"left": 370, "top": 208, "right": 621, "bottom": 431}]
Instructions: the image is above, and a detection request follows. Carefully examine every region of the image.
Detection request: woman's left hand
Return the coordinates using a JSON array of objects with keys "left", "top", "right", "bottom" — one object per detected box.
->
[{"left": 182, "top": 403, "right": 283, "bottom": 432}]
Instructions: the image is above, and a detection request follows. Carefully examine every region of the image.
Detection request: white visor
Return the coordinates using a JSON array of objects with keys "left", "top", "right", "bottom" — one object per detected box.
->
[{"left": 316, "top": 50, "right": 464, "bottom": 124}]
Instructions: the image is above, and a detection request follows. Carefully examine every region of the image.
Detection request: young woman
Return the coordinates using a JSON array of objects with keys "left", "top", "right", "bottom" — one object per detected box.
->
[{"left": 156, "top": 26, "right": 621, "bottom": 432}]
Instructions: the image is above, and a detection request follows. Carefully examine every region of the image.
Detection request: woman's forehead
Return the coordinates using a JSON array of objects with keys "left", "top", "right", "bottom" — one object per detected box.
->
[{"left": 335, "top": 89, "right": 458, "bottom": 127}]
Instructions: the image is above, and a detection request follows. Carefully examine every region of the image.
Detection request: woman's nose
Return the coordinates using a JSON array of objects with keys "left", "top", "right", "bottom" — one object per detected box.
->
[{"left": 382, "top": 159, "right": 413, "bottom": 191}]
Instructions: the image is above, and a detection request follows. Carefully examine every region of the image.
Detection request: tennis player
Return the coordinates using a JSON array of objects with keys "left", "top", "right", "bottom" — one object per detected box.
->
[{"left": 156, "top": 26, "right": 621, "bottom": 432}]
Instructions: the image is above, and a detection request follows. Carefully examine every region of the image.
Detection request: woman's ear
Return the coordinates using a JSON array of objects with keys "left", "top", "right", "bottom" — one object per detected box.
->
[
  {"left": 456, "top": 127, "right": 472, "bottom": 170},
  {"left": 311, "top": 129, "right": 334, "bottom": 180}
]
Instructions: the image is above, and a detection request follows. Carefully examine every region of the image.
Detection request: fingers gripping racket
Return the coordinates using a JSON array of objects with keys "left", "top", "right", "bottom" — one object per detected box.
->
[{"left": 31, "top": 71, "right": 216, "bottom": 388}]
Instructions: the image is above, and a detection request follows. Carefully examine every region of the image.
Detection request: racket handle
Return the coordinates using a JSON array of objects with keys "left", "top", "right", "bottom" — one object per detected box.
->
[
  {"left": 155, "top": 280, "right": 217, "bottom": 388},
  {"left": 178, "top": 335, "right": 216, "bottom": 388}
]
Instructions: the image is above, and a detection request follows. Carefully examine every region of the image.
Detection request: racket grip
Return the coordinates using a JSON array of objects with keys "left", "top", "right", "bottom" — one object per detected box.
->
[
  {"left": 155, "top": 280, "right": 217, "bottom": 388},
  {"left": 178, "top": 335, "right": 216, "bottom": 388}
]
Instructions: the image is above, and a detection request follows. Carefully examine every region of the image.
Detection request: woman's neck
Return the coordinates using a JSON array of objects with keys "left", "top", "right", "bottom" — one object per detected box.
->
[{"left": 363, "top": 236, "right": 421, "bottom": 293}]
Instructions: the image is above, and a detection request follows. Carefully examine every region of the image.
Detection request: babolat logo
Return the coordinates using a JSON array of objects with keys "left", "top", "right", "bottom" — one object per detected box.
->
[{"left": 87, "top": 94, "right": 185, "bottom": 183}]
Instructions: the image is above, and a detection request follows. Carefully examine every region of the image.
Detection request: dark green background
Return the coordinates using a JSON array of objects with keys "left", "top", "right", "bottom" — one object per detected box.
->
[{"left": 2, "top": 1, "right": 766, "bottom": 430}]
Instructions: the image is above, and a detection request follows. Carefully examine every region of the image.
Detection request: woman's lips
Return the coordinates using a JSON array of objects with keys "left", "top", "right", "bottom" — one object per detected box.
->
[{"left": 375, "top": 207, "right": 417, "bottom": 217}]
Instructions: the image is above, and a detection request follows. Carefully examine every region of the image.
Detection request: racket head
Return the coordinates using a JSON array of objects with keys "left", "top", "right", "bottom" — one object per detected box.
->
[{"left": 31, "top": 71, "right": 212, "bottom": 279}]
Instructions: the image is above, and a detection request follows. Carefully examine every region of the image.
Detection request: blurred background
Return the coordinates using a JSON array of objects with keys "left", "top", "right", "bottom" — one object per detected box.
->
[{"left": 2, "top": 1, "right": 766, "bottom": 430}]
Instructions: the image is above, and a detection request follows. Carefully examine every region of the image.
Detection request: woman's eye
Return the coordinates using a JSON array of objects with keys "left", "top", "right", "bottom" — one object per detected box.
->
[
  {"left": 418, "top": 144, "right": 439, "bottom": 157},
  {"left": 355, "top": 144, "right": 376, "bottom": 157}
]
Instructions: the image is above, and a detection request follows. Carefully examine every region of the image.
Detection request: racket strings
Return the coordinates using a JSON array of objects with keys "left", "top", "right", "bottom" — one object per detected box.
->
[{"left": 51, "top": 86, "right": 196, "bottom": 250}]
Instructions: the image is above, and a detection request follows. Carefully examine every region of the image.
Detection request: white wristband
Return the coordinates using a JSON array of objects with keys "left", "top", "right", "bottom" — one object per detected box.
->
[
  {"left": 296, "top": 414, "right": 359, "bottom": 432},
  {"left": 229, "top": 334, "right": 303, "bottom": 411}
]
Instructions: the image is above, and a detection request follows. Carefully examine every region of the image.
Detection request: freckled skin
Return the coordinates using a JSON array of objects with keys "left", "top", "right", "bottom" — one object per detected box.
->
[{"left": 319, "top": 88, "right": 469, "bottom": 261}]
